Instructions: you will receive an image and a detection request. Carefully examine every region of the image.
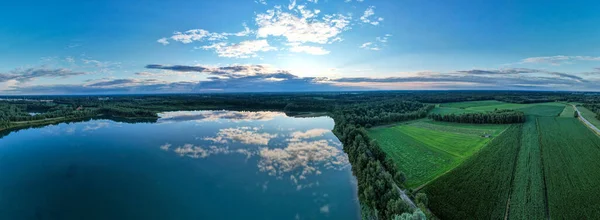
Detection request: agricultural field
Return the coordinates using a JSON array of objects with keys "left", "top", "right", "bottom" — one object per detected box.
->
[
  {"left": 559, "top": 105, "right": 575, "bottom": 117},
  {"left": 432, "top": 100, "right": 565, "bottom": 117},
  {"left": 423, "top": 125, "right": 522, "bottom": 219},
  {"left": 377, "top": 99, "right": 600, "bottom": 219},
  {"left": 577, "top": 106, "right": 600, "bottom": 129},
  {"left": 439, "top": 100, "right": 506, "bottom": 109},
  {"left": 538, "top": 117, "right": 600, "bottom": 219},
  {"left": 369, "top": 120, "right": 508, "bottom": 188},
  {"left": 508, "top": 116, "right": 547, "bottom": 219}
]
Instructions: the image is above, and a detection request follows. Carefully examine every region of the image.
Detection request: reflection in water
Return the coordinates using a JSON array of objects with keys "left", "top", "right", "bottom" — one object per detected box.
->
[
  {"left": 0, "top": 111, "right": 359, "bottom": 219},
  {"left": 204, "top": 127, "right": 276, "bottom": 145},
  {"left": 158, "top": 110, "right": 285, "bottom": 122},
  {"left": 161, "top": 124, "right": 350, "bottom": 191}
]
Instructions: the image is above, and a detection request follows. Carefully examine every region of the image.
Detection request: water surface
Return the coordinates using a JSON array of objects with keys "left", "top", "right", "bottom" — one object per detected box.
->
[{"left": 0, "top": 111, "right": 359, "bottom": 220}]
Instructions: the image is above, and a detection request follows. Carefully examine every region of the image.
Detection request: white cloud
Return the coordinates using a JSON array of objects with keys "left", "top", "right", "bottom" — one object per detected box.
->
[
  {"left": 255, "top": 7, "right": 351, "bottom": 44},
  {"left": 169, "top": 29, "right": 227, "bottom": 44},
  {"left": 360, "top": 42, "right": 379, "bottom": 50},
  {"left": 360, "top": 6, "right": 383, "bottom": 25},
  {"left": 200, "top": 40, "right": 276, "bottom": 58},
  {"left": 289, "top": 0, "right": 296, "bottom": 10},
  {"left": 288, "top": 128, "right": 330, "bottom": 141},
  {"left": 207, "top": 127, "right": 277, "bottom": 145},
  {"left": 288, "top": 44, "right": 330, "bottom": 55},
  {"left": 157, "top": 38, "right": 169, "bottom": 45},
  {"left": 256, "top": 0, "right": 267, "bottom": 5},
  {"left": 158, "top": 111, "right": 285, "bottom": 123}
]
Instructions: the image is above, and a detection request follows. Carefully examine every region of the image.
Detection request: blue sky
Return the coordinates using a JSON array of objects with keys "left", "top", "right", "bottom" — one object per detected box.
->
[{"left": 1, "top": 0, "right": 599, "bottom": 94}]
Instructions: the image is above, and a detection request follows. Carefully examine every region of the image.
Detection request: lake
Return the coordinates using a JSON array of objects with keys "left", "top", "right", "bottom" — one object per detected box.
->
[{"left": 0, "top": 111, "right": 360, "bottom": 220}]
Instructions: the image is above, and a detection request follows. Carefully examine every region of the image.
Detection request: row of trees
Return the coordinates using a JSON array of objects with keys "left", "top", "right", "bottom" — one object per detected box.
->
[
  {"left": 429, "top": 110, "right": 525, "bottom": 124},
  {"left": 334, "top": 113, "right": 412, "bottom": 220}
]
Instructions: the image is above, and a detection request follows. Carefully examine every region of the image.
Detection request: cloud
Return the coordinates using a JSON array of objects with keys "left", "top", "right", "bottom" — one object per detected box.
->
[
  {"left": 83, "top": 122, "right": 109, "bottom": 131},
  {"left": 206, "top": 127, "right": 278, "bottom": 145},
  {"left": 257, "top": 140, "right": 349, "bottom": 179},
  {"left": 360, "top": 42, "right": 379, "bottom": 51},
  {"left": 288, "top": 44, "right": 330, "bottom": 55},
  {"left": 521, "top": 55, "right": 600, "bottom": 65},
  {"left": 288, "top": 128, "right": 330, "bottom": 141},
  {"left": 255, "top": 6, "right": 350, "bottom": 44},
  {"left": 158, "top": 111, "right": 285, "bottom": 123},
  {"left": 7, "top": 65, "right": 600, "bottom": 94},
  {"left": 0, "top": 68, "right": 88, "bottom": 83},
  {"left": 199, "top": 40, "right": 276, "bottom": 58},
  {"left": 360, "top": 6, "right": 383, "bottom": 25},
  {"left": 456, "top": 68, "right": 542, "bottom": 75},
  {"left": 157, "top": 38, "right": 169, "bottom": 45},
  {"left": 146, "top": 64, "right": 297, "bottom": 79}
]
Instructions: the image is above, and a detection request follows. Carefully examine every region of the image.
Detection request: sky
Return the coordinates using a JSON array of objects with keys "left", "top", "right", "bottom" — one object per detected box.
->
[{"left": 1, "top": 0, "right": 600, "bottom": 94}]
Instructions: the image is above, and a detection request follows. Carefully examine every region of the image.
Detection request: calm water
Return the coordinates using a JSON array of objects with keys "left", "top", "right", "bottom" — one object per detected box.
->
[{"left": 0, "top": 111, "right": 359, "bottom": 220}]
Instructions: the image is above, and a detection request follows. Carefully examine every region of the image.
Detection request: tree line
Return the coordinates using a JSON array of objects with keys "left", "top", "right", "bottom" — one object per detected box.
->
[{"left": 429, "top": 109, "right": 525, "bottom": 124}]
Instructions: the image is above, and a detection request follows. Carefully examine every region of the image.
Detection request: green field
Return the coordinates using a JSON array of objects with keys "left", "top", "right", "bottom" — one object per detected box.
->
[
  {"left": 369, "top": 120, "right": 507, "bottom": 188},
  {"left": 439, "top": 100, "right": 506, "bottom": 109},
  {"left": 508, "top": 116, "right": 547, "bottom": 219},
  {"left": 578, "top": 106, "right": 600, "bottom": 128},
  {"left": 376, "top": 99, "right": 600, "bottom": 219},
  {"left": 559, "top": 105, "right": 575, "bottom": 117},
  {"left": 423, "top": 125, "right": 522, "bottom": 219},
  {"left": 539, "top": 117, "right": 600, "bottom": 218},
  {"left": 432, "top": 100, "right": 565, "bottom": 117}
]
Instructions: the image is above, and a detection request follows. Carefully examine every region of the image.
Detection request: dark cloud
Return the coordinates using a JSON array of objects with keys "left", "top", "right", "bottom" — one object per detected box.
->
[
  {"left": 145, "top": 64, "right": 297, "bottom": 80},
  {"left": 4, "top": 65, "right": 599, "bottom": 94},
  {"left": 457, "top": 68, "right": 542, "bottom": 75},
  {"left": 0, "top": 68, "right": 88, "bottom": 82},
  {"left": 145, "top": 64, "right": 209, "bottom": 72}
]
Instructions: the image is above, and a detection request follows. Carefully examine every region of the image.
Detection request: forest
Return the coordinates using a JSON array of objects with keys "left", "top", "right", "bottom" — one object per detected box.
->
[{"left": 428, "top": 109, "right": 526, "bottom": 124}]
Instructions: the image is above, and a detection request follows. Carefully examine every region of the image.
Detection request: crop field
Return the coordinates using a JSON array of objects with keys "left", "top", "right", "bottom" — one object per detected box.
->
[
  {"left": 538, "top": 117, "right": 600, "bottom": 219},
  {"left": 433, "top": 100, "right": 566, "bottom": 117},
  {"left": 423, "top": 125, "right": 522, "bottom": 219},
  {"left": 577, "top": 106, "right": 600, "bottom": 128},
  {"left": 439, "top": 100, "right": 506, "bottom": 109},
  {"left": 429, "top": 106, "right": 478, "bottom": 115},
  {"left": 369, "top": 120, "right": 507, "bottom": 188},
  {"left": 559, "top": 105, "right": 575, "bottom": 117},
  {"left": 508, "top": 116, "right": 547, "bottom": 219}
]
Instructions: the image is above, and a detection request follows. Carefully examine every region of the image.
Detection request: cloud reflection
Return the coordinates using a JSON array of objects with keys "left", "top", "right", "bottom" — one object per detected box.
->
[
  {"left": 160, "top": 127, "right": 349, "bottom": 190},
  {"left": 158, "top": 111, "right": 285, "bottom": 123},
  {"left": 204, "top": 127, "right": 277, "bottom": 145}
]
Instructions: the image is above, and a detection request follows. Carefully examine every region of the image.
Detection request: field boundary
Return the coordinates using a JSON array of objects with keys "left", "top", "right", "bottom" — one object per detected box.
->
[{"left": 536, "top": 118, "right": 551, "bottom": 219}]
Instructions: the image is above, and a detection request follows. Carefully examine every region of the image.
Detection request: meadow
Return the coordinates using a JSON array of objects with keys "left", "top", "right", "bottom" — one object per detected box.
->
[{"left": 369, "top": 120, "right": 507, "bottom": 188}]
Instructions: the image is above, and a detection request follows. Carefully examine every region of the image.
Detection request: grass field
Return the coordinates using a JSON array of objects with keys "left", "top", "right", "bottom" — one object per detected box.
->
[
  {"left": 432, "top": 100, "right": 565, "bottom": 117},
  {"left": 376, "top": 100, "right": 600, "bottom": 219},
  {"left": 508, "top": 116, "right": 547, "bottom": 219},
  {"left": 559, "top": 105, "right": 575, "bottom": 117},
  {"left": 369, "top": 120, "right": 507, "bottom": 188},
  {"left": 440, "top": 100, "right": 506, "bottom": 109},
  {"left": 539, "top": 117, "right": 600, "bottom": 219},
  {"left": 423, "top": 125, "right": 522, "bottom": 219},
  {"left": 577, "top": 106, "right": 600, "bottom": 128}
]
